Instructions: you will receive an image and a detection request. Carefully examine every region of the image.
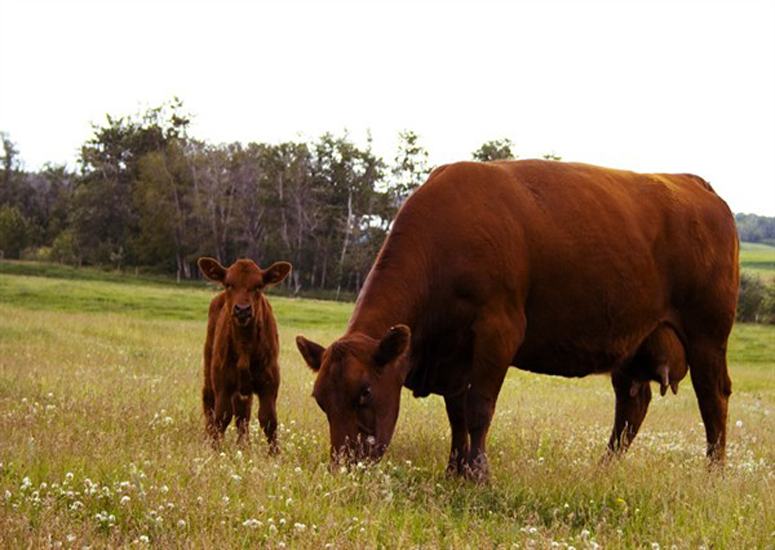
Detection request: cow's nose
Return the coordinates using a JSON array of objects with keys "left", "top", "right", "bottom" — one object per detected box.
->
[{"left": 233, "top": 303, "right": 252, "bottom": 319}]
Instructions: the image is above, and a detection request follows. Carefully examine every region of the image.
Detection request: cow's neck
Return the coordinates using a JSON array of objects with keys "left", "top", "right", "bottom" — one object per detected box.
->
[{"left": 345, "top": 229, "right": 429, "bottom": 342}]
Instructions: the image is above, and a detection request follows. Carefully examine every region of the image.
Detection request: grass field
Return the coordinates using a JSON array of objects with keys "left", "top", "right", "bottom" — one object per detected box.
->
[
  {"left": 740, "top": 242, "right": 775, "bottom": 282},
  {"left": 0, "top": 262, "right": 773, "bottom": 548}
]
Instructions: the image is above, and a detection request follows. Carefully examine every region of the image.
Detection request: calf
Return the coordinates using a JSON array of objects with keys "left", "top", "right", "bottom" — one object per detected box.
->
[{"left": 199, "top": 257, "right": 291, "bottom": 450}]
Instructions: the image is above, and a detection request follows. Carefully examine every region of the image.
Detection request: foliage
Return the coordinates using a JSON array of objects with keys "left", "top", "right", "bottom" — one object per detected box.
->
[
  {"left": 735, "top": 212, "right": 775, "bottom": 245},
  {"left": 0, "top": 204, "right": 30, "bottom": 258},
  {"left": 737, "top": 272, "right": 775, "bottom": 324},
  {"left": 50, "top": 229, "right": 81, "bottom": 266},
  {"left": 472, "top": 138, "right": 516, "bottom": 161},
  {"left": 391, "top": 130, "right": 431, "bottom": 205}
]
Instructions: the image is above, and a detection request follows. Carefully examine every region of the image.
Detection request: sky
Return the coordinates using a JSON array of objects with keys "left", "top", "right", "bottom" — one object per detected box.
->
[{"left": 1, "top": 0, "right": 773, "bottom": 215}]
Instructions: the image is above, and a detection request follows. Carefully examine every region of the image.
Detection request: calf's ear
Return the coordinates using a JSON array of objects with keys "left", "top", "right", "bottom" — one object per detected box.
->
[
  {"left": 263, "top": 262, "right": 292, "bottom": 286},
  {"left": 198, "top": 257, "right": 227, "bottom": 283},
  {"left": 374, "top": 325, "right": 411, "bottom": 368},
  {"left": 296, "top": 336, "right": 325, "bottom": 372}
]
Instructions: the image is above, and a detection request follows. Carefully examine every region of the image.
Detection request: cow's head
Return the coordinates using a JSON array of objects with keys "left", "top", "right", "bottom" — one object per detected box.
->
[
  {"left": 296, "top": 325, "right": 411, "bottom": 463},
  {"left": 198, "top": 257, "right": 291, "bottom": 327}
]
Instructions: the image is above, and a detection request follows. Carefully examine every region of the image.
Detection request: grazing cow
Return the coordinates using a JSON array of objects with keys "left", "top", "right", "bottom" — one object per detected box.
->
[
  {"left": 199, "top": 257, "right": 291, "bottom": 450},
  {"left": 296, "top": 160, "right": 738, "bottom": 480}
]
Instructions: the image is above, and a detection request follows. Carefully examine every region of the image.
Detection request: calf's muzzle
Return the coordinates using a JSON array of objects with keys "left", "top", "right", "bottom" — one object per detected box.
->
[{"left": 233, "top": 303, "right": 253, "bottom": 322}]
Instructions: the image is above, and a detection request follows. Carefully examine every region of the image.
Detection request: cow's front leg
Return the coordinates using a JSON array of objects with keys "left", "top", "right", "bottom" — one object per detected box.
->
[
  {"left": 606, "top": 368, "right": 652, "bottom": 458},
  {"left": 465, "top": 375, "right": 506, "bottom": 483},
  {"left": 444, "top": 391, "right": 469, "bottom": 476},
  {"left": 463, "top": 312, "right": 524, "bottom": 482}
]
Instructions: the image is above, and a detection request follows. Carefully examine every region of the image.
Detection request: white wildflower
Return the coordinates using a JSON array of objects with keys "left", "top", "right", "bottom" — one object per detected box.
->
[
  {"left": 294, "top": 523, "right": 307, "bottom": 531},
  {"left": 243, "top": 518, "right": 262, "bottom": 529}
]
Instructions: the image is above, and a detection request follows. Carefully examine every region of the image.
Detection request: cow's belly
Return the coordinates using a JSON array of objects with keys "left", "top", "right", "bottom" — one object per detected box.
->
[{"left": 512, "top": 327, "right": 650, "bottom": 378}]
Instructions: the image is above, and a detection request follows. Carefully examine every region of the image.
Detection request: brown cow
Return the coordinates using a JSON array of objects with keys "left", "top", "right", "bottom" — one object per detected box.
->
[
  {"left": 296, "top": 160, "right": 738, "bottom": 480},
  {"left": 199, "top": 257, "right": 291, "bottom": 451}
]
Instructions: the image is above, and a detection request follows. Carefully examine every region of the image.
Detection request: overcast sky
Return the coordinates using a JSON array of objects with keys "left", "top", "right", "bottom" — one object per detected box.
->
[{"left": 1, "top": 0, "right": 773, "bottom": 215}]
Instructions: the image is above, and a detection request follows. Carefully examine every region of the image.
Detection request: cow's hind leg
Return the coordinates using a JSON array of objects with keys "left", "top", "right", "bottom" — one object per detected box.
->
[
  {"left": 686, "top": 336, "right": 732, "bottom": 464},
  {"left": 232, "top": 393, "right": 253, "bottom": 447},
  {"left": 606, "top": 368, "right": 652, "bottom": 458},
  {"left": 444, "top": 391, "right": 469, "bottom": 476},
  {"left": 257, "top": 385, "right": 279, "bottom": 455}
]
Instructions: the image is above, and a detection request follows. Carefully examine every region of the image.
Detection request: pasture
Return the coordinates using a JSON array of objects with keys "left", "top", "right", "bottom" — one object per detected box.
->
[
  {"left": 739, "top": 242, "right": 775, "bottom": 282},
  {"left": 0, "top": 262, "right": 773, "bottom": 548}
]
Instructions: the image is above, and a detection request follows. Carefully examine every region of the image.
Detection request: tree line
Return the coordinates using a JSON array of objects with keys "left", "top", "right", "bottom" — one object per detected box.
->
[
  {"left": 1, "top": 99, "right": 772, "bottom": 321},
  {"left": 0, "top": 100, "right": 537, "bottom": 297}
]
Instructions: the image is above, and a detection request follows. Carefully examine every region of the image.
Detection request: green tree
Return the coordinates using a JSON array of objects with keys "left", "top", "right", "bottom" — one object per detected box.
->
[
  {"left": 74, "top": 99, "right": 192, "bottom": 267},
  {"left": 391, "top": 130, "right": 431, "bottom": 205},
  {"left": 472, "top": 138, "right": 515, "bottom": 161},
  {"left": 0, "top": 204, "right": 30, "bottom": 258}
]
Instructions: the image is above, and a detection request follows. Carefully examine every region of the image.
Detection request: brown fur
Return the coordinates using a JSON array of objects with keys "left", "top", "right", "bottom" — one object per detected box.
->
[
  {"left": 297, "top": 160, "right": 738, "bottom": 479},
  {"left": 199, "top": 257, "right": 291, "bottom": 450}
]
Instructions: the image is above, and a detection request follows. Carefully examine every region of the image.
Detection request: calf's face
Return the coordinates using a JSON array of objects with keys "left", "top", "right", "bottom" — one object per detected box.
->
[
  {"left": 198, "top": 257, "right": 291, "bottom": 326},
  {"left": 296, "top": 325, "right": 410, "bottom": 464}
]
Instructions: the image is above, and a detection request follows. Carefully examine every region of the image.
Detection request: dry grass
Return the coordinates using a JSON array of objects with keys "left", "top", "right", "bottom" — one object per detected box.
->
[{"left": 0, "top": 269, "right": 773, "bottom": 548}]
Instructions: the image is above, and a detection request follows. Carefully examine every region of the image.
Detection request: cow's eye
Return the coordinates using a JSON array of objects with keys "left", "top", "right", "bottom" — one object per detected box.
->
[
  {"left": 359, "top": 386, "right": 372, "bottom": 406},
  {"left": 225, "top": 284, "right": 233, "bottom": 291}
]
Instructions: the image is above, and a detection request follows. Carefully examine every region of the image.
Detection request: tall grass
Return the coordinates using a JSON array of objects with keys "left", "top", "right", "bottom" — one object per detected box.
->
[{"left": 0, "top": 268, "right": 773, "bottom": 548}]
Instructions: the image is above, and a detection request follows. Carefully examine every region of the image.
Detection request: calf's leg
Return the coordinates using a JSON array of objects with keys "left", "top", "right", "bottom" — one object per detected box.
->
[
  {"left": 203, "top": 387, "right": 216, "bottom": 438},
  {"left": 232, "top": 393, "right": 253, "bottom": 446},
  {"left": 211, "top": 390, "right": 234, "bottom": 448},
  {"left": 257, "top": 384, "right": 279, "bottom": 454}
]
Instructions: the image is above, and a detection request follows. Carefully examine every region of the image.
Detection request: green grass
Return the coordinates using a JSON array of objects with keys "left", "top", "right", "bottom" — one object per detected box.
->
[
  {"left": 740, "top": 242, "right": 775, "bottom": 281},
  {"left": 0, "top": 265, "right": 773, "bottom": 548}
]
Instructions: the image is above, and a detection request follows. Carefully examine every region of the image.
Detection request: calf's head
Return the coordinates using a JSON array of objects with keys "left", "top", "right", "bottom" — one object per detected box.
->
[
  {"left": 198, "top": 257, "right": 291, "bottom": 326},
  {"left": 296, "top": 325, "right": 411, "bottom": 463}
]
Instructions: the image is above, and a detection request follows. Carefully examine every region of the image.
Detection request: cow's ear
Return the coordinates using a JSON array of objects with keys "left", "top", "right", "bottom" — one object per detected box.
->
[
  {"left": 198, "top": 257, "right": 227, "bottom": 283},
  {"left": 263, "top": 262, "right": 292, "bottom": 286},
  {"left": 374, "top": 325, "right": 411, "bottom": 368},
  {"left": 296, "top": 336, "right": 325, "bottom": 372}
]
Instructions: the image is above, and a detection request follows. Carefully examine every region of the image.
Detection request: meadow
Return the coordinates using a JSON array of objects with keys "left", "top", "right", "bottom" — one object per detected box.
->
[{"left": 0, "top": 261, "right": 773, "bottom": 548}]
